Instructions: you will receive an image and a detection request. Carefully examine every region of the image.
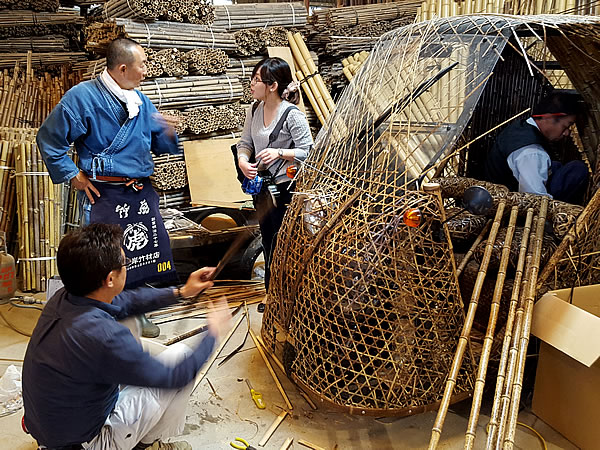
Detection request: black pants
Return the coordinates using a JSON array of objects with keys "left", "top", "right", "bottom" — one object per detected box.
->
[{"left": 253, "top": 181, "right": 293, "bottom": 290}]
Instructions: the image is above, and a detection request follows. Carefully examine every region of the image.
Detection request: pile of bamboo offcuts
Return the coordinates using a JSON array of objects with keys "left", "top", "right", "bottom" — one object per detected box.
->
[
  {"left": 139, "top": 75, "right": 243, "bottom": 110},
  {"left": 0, "top": 62, "right": 75, "bottom": 128},
  {"left": 151, "top": 154, "right": 187, "bottom": 191},
  {"left": 162, "top": 102, "right": 246, "bottom": 136},
  {"left": 14, "top": 136, "right": 66, "bottom": 292},
  {"left": 234, "top": 26, "right": 288, "bottom": 56},
  {"left": 212, "top": 3, "right": 307, "bottom": 31},
  {"left": 0, "top": 0, "right": 59, "bottom": 12},
  {"left": 288, "top": 32, "right": 335, "bottom": 126},
  {"left": 103, "top": 0, "right": 214, "bottom": 24},
  {"left": 416, "top": 0, "right": 600, "bottom": 19},
  {"left": 85, "top": 19, "right": 235, "bottom": 54},
  {"left": 147, "top": 280, "right": 265, "bottom": 324},
  {"left": 342, "top": 50, "right": 369, "bottom": 81}
]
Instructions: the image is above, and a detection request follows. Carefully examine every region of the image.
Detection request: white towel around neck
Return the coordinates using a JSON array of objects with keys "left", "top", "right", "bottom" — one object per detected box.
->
[{"left": 101, "top": 69, "right": 143, "bottom": 119}]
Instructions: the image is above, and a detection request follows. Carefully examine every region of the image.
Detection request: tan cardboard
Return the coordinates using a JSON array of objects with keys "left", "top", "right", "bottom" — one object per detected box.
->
[{"left": 531, "top": 284, "right": 600, "bottom": 450}]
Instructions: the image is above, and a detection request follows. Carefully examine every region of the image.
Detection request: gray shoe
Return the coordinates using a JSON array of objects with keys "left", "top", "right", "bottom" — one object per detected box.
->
[
  {"left": 140, "top": 313, "right": 160, "bottom": 338},
  {"left": 147, "top": 440, "right": 192, "bottom": 450}
]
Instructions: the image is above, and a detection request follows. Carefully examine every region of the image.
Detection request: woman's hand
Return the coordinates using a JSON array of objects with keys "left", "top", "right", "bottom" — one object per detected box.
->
[
  {"left": 239, "top": 158, "right": 258, "bottom": 179},
  {"left": 256, "top": 148, "right": 279, "bottom": 166}
]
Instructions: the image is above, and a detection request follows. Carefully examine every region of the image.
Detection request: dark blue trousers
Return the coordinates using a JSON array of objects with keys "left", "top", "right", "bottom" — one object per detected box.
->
[{"left": 549, "top": 160, "right": 589, "bottom": 204}]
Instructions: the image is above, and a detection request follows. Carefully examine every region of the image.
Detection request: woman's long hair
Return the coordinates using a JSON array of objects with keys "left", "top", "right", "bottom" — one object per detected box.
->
[{"left": 252, "top": 57, "right": 300, "bottom": 105}]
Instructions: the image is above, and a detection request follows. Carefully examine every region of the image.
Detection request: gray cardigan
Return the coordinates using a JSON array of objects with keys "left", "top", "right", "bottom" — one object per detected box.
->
[{"left": 237, "top": 100, "right": 313, "bottom": 184}]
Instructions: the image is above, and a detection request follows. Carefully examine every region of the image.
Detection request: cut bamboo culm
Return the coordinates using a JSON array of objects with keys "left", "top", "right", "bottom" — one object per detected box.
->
[
  {"left": 428, "top": 199, "right": 507, "bottom": 450},
  {"left": 485, "top": 208, "right": 534, "bottom": 448},
  {"left": 463, "top": 205, "right": 518, "bottom": 449}
]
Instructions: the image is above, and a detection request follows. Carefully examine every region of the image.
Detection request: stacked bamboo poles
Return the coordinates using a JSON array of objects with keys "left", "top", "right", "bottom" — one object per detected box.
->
[
  {"left": 0, "top": 52, "right": 86, "bottom": 69},
  {"left": 342, "top": 51, "right": 369, "bottom": 81},
  {"left": 157, "top": 190, "right": 191, "bottom": 208},
  {"left": 103, "top": 0, "right": 160, "bottom": 20},
  {"left": 185, "top": 48, "right": 228, "bottom": 75},
  {"left": 415, "top": 0, "right": 600, "bottom": 20},
  {"left": 161, "top": 103, "right": 245, "bottom": 136},
  {"left": 103, "top": 0, "right": 214, "bottom": 24},
  {"left": 0, "top": 35, "right": 70, "bottom": 52},
  {"left": 212, "top": 3, "right": 307, "bottom": 31},
  {"left": 227, "top": 56, "right": 262, "bottom": 80},
  {"left": 428, "top": 199, "right": 507, "bottom": 450},
  {"left": 139, "top": 75, "right": 243, "bottom": 110},
  {"left": 309, "top": 1, "right": 420, "bottom": 28},
  {"left": 85, "top": 19, "right": 236, "bottom": 54},
  {"left": 485, "top": 208, "right": 535, "bottom": 449},
  {"left": 288, "top": 32, "right": 335, "bottom": 126},
  {"left": 14, "top": 138, "right": 65, "bottom": 292},
  {"left": 0, "top": 8, "right": 84, "bottom": 27},
  {"left": 463, "top": 205, "right": 518, "bottom": 449},
  {"left": 0, "top": 0, "right": 59, "bottom": 12},
  {"left": 151, "top": 154, "right": 188, "bottom": 191}
]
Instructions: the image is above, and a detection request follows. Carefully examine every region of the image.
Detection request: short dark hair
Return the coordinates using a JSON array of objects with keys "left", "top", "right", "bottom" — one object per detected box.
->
[
  {"left": 252, "top": 57, "right": 300, "bottom": 105},
  {"left": 57, "top": 224, "right": 124, "bottom": 297},
  {"left": 532, "top": 92, "right": 582, "bottom": 117},
  {"left": 106, "top": 37, "right": 141, "bottom": 70}
]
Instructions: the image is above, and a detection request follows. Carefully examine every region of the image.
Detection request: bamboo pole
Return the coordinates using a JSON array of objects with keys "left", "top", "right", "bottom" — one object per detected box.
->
[
  {"left": 486, "top": 208, "right": 534, "bottom": 448},
  {"left": 503, "top": 197, "right": 549, "bottom": 450},
  {"left": 258, "top": 410, "right": 288, "bottom": 447},
  {"left": 464, "top": 206, "right": 518, "bottom": 449},
  {"left": 428, "top": 199, "right": 507, "bottom": 450}
]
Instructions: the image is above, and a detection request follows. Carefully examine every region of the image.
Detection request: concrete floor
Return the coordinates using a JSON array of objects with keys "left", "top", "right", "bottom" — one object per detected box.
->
[{"left": 0, "top": 298, "right": 577, "bottom": 450}]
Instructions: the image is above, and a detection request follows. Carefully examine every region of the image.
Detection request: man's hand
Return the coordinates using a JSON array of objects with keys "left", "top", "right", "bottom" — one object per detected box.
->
[
  {"left": 239, "top": 158, "right": 258, "bottom": 180},
  {"left": 178, "top": 267, "right": 216, "bottom": 299},
  {"left": 256, "top": 148, "right": 279, "bottom": 165},
  {"left": 153, "top": 112, "right": 179, "bottom": 138},
  {"left": 207, "top": 297, "right": 232, "bottom": 339},
  {"left": 71, "top": 170, "right": 100, "bottom": 204}
]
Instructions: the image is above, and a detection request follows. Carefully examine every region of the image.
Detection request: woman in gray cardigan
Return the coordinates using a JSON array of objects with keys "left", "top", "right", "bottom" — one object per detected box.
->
[{"left": 237, "top": 57, "right": 313, "bottom": 310}]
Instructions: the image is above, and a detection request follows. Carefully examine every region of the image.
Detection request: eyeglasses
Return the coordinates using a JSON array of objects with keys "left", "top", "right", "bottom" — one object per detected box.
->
[
  {"left": 122, "top": 257, "right": 132, "bottom": 268},
  {"left": 250, "top": 76, "right": 264, "bottom": 85}
]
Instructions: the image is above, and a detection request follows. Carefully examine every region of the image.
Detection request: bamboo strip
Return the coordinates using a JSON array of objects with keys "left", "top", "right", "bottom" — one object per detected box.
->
[{"left": 258, "top": 410, "right": 288, "bottom": 447}]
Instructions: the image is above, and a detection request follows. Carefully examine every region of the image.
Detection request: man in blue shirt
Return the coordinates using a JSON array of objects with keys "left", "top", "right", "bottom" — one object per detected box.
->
[
  {"left": 22, "top": 223, "right": 231, "bottom": 450},
  {"left": 37, "top": 37, "right": 181, "bottom": 337}
]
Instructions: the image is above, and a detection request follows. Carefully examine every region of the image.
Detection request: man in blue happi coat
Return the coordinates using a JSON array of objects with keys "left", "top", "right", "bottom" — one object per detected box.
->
[{"left": 37, "top": 37, "right": 178, "bottom": 337}]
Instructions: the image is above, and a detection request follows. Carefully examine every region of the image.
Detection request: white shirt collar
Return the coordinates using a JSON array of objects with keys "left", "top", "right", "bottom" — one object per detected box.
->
[
  {"left": 100, "top": 68, "right": 143, "bottom": 120},
  {"left": 526, "top": 116, "right": 540, "bottom": 130}
]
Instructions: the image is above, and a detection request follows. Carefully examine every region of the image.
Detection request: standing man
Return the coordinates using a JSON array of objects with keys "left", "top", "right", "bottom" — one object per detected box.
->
[
  {"left": 484, "top": 92, "right": 589, "bottom": 204},
  {"left": 37, "top": 37, "right": 178, "bottom": 337},
  {"left": 23, "top": 223, "right": 231, "bottom": 450}
]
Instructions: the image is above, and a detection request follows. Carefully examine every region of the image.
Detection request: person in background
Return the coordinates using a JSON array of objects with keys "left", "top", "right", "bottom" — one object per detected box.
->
[
  {"left": 236, "top": 57, "right": 313, "bottom": 312},
  {"left": 484, "top": 92, "right": 588, "bottom": 204},
  {"left": 37, "top": 37, "right": 180, "bottom": 337},
  {"left": 23, "top": 223, "right": 231, "bottom": 450}
]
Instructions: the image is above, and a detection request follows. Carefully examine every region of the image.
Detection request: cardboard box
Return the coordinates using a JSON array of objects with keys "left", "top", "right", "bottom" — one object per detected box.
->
[{"left": 531, "top": 284, "right": 600, "bottom": 450}]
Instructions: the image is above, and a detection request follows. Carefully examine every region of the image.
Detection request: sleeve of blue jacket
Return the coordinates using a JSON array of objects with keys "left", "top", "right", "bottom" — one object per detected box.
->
[
  {"left": 146, "top": 96, "right": 180, "bottom": 156},
  {"left": 37, "top": 100, "right": 85, "bottom": 184}
]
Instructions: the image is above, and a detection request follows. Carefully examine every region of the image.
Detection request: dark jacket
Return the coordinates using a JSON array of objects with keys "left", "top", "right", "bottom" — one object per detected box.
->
[{"left": 484, "top": 119, "right": 547, "bottom": 191}]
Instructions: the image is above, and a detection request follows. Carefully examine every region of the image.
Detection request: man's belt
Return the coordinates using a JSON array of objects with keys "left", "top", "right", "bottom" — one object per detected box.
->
[{"left": 93, "top": 175, "right": 144, "bottom": 190}]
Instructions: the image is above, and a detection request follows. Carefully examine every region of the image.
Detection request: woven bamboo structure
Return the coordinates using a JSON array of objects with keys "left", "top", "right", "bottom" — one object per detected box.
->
[{"left": 261, "top": 14, "right": 600, "bottom": 424}]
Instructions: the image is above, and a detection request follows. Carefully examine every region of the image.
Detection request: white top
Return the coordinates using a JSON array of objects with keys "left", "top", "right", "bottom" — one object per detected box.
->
[{"left": 506, "top": 117, "right": 552, "bottom": 198}]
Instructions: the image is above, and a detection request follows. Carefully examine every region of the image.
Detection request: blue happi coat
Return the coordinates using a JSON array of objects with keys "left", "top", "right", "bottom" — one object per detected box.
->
[{"left": 37, "top": 77, "right": 179, "bottom": 183}]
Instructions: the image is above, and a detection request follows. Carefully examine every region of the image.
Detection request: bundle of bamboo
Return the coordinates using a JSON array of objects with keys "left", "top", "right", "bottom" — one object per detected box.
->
[
  {"left": 139, "top": 75, "right": 243, "bottom": 109},
  {"left": 212, "top": 3, "right": 307, "bottom": 31},
  {"left": 0, "top": 35, "right": 70, "bottom": 52},
  {"left": 103, "top": 0, "right": 160, "bottom": 21},
  {"left": 309, "top": 1, "right": 419, "bottom": 29},
  {"left": 288, "top": 31, "right": 335, "bottom": 125},
  {"left": 227, "top": 56, "right": 262, "bottom": 80},
  {"left": 185, "top": 48, "right": 229, "bottom": 75},
  {"left": 234, "top": 26, "right": 288, "bottom": 56},
  {"left": 0, "top": 51, "right": 86, "bottom": 69},
  {"left": 145, "top": 48, "right": 187, "bottom": 77},
  {"left": 0, "top": 8, "right": 84, "bottom": 27},
  {"left": 103, "top": 0, "right": 214, "bottom": 24},
  {"left": 342, "top": 50, "right": 369, "bottom": 81},
  {"left": 157, "top": 189, "right": 191, "bottom": 208},
  {"left": 151, "top": 154, "right": 188, "bottom": 191},
  {"left": 0, "top": 0, "right": 59, "bottom": 12},
  {"left": 85, "top": 19, "right": 235, "bottom": 54},
  {"left": 14, "top": 137, "right": 66, "bottom": 292},
  {"left": 186, "top": 102, "right": 246, "bottom": 135}
]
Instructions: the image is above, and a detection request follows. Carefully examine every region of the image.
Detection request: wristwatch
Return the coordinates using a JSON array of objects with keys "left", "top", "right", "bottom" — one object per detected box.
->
[{"left": 278, "top": 149, "right": 284, "bottom": 158}]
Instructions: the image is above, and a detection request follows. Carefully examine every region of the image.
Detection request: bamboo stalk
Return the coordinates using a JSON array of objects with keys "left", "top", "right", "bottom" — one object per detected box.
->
[
  {"left": 464, "top": 206, "right": 519, "bottom": 449},
  {"left": 428, "top": 200, "right": 507, "bottom": 450},
  {"left": 485, "top": 208, "right": 534, "bottom": 448},
  {"left": 258, "top": 410, "right": 288, "bottom": 447}
]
